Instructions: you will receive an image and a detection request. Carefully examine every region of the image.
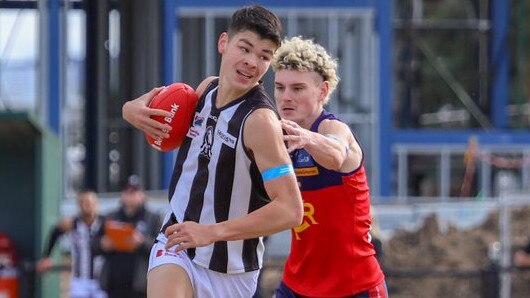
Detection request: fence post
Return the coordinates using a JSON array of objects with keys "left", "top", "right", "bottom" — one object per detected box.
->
[{"left": 499, "top": 195, "right": 512, "bottom": 298}]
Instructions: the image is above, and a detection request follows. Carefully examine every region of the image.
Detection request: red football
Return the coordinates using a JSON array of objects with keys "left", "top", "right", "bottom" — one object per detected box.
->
[{"left": 145, "top": 82, "right": 198, "bottom": 151}]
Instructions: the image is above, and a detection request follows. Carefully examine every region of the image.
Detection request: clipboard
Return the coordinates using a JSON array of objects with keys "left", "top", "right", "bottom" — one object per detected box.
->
[{"left": 104, "top": 220, "right": 136, "bottom": 252}]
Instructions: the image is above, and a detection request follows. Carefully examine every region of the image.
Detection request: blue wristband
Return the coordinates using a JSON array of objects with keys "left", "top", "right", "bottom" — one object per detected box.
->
[{"left": 261, "top": 164, "right": 294, "bottom": 182}]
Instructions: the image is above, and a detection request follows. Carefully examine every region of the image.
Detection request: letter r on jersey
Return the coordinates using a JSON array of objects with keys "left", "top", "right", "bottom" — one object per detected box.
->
[{"left": 293, "top": 202, "right": 318, "bottom": 240}]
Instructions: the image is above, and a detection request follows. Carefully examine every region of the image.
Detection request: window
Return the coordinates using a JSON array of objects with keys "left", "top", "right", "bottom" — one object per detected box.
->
[
  {"left": 394, "top": 144, "right": 530, "bottom": 200},
  {"left": 0, "top": 8, "right": 38, "bottom": 111},
  {"left": 509, "top": 1, "right": 530, "bottom": 128},
  {"left": 63, "top": 8, "right": 86, "bottom": 196},
  {"left": 393, "top": 0, "right": 491, "bottom": 129}
]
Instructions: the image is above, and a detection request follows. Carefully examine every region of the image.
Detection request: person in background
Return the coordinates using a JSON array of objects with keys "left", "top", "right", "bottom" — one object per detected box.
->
[
  {"left": 93, "top": 175, "right": 161, "bottom": 298},
  {"left": 36, "top": 190, "right": 107, "bottom": 298},
  {"left": 121, "top": 5, "right": 303, "bottom": 298},
  {"left": 271, "top": 36, "right": 387, "bottom": 297},
  {"left": 514, "top": 239, "right": 530, "bottom": 267}
]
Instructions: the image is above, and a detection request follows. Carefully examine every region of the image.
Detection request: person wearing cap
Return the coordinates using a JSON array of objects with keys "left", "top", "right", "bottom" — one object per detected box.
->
[{"left": 93, "top": 175, "right": 162, "bottom": 298}]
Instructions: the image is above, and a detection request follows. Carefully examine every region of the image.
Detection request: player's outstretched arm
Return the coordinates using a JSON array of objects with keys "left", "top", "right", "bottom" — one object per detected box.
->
[
  {"left": 122, "top": 87, "right": 173, "bottom": 139},
  {"left": 164, "top": 109, "right": 303, "bottom": 252},
  {"left": 282, "top": 118, "right": 362, "bottom": 172},
  {"left": 36, "top": 218, "right": 73, "bottom": 273}
]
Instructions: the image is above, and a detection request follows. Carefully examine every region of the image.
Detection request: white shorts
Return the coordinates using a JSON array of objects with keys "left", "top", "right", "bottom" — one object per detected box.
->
[
  {"left": 69, "top": 277, "right": 107, "bottom": 298},
  {"left": 148, "top": 235, "right": 259, "bottom": 298}
]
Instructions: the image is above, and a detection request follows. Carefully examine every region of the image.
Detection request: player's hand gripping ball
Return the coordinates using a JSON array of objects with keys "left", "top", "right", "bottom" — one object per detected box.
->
[{"left": 145, "top": 83, "right": 198, "bottom": 151}]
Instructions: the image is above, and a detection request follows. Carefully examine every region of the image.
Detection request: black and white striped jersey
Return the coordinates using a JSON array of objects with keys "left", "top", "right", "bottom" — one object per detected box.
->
[
  {"left": 162, "top": 80, "right": 277, "bottom": 274},
  {"left": 70, "top": 215, "right": 105, "bottom": 279}
]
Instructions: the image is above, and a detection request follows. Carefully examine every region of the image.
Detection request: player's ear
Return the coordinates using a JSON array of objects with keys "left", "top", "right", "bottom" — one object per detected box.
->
[
  {"left": 319, "top": 80, "right": 329, "bottom": 103},
  {"left": 218, "top": 32, "right": 228, "bottom": 54}
]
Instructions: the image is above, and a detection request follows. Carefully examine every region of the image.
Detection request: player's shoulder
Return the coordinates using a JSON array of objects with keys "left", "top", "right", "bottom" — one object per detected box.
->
[
  {"left": 244, "top": 108, "right": 283, "bottom": 153},
  {"left": 246, "top": 108, "right": 279, "bottom": 129},
  {"left": 196, "top": 76, "right": 218, "bottom": 97},
  {"left": 318, "top": 118, "right": 351, "bottom": 134}
]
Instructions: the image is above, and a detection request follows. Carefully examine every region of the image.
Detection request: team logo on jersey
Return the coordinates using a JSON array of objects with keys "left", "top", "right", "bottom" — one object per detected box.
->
[
  {"left": 200, "top": 126, "right": 214, "bottom": 159},
  {"left": 293, "top": 150, "right": 319, "bottom": 177},
  {"left": 293, "top": 202, "right": 318, "bottom": 240},
  {"left": 216, "top": 129, "right": 236, "bottom": 148},
  {"left": 295, "top": 151, "right": 314, "bottom": 167}
]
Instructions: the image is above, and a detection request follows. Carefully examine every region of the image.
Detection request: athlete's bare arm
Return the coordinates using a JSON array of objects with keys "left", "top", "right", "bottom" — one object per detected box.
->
[
  {"left": 224, "top": 108, "right": 304, "bottom": 236},
  {"left": 164, "top": 109, "right": 303, "bottom": 251},
  {"left": 282, "top": 118, "right": 362, "bottom": 173},
  {"left": 57, "top": 217, "right": 74, "bottom": 232},
  {"left": 36, "top": 217, "right": 74, "bottom": 273}
]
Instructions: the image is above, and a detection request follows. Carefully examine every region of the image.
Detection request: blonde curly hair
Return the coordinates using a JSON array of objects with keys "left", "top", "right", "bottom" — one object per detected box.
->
[{"left": 271, "top": 36, "right": 340, "bottom": 104}]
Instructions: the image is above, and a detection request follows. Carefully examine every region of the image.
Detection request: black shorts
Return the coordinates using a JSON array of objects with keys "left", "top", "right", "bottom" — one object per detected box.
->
[{"left": 274, "top": 280, "right": 388, "bottom": 298}]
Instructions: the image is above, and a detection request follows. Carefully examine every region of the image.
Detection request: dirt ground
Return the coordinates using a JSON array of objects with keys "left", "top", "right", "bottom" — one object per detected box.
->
[
  {"left": 259, "top": 205, "right": 530, "bottom": 298},
  {"left": 383, "top": 205, "right": 530, "bottom": 298}
]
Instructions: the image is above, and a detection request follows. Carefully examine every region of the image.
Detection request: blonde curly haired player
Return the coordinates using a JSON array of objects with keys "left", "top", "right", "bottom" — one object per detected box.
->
[
  {"left": 271, "top": 36, "right": 388, "bottom": 297},
  {"left": 271, "top": 36, "right": 339, "bottom": 105}
]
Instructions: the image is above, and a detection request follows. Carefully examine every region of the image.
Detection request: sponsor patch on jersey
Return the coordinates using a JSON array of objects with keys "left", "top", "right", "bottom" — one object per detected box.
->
[
  {"left": 295, "top": 167, "right": 319, "bottom": 177},
  {"left": 216, "top": 128, "right": 237, "bottom": 148},
  {"left": 156, "top": 249, "right": 178, "bottom": 258},
  {"left": 188, "top": 113, "right": 204, "bottom": 138},
  {"left": 193, "top": 114, "right": 204, "bottom": 126},
  {"left": 164, "top": 250, "right": 179, "bottom": 257}
]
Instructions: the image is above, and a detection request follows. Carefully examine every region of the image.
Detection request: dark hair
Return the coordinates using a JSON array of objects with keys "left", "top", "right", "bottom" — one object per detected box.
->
[
  {"left": 122, "top": 174, "right": 143, "bottom": 192},
  {"left": 228, "top": 5, "right": 282, "bottom": 47}
]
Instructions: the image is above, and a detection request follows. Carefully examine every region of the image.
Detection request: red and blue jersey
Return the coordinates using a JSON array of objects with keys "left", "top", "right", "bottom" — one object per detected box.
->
[{"left": 282, "top": 110, "right": 385, "bottom": 297}]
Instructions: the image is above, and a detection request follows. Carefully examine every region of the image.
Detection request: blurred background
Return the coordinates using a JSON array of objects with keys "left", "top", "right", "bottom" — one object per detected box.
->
[{"left": 1, "top": 0, "right": 529, "bottom": 297}]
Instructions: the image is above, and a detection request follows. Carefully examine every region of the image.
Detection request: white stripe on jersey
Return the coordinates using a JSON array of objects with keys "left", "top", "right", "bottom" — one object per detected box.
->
[
  {"left": 74, "top": 222, "right": 91, "bottom": 278},
  {"left": 70, "top": 217, "right": 103, "bottom": 279},
  {"left": 167, "top": 85, "right": 267, "bottom": 274},
  {"left": 225, "top": 112, "right": 255, "bottom": 271}
]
